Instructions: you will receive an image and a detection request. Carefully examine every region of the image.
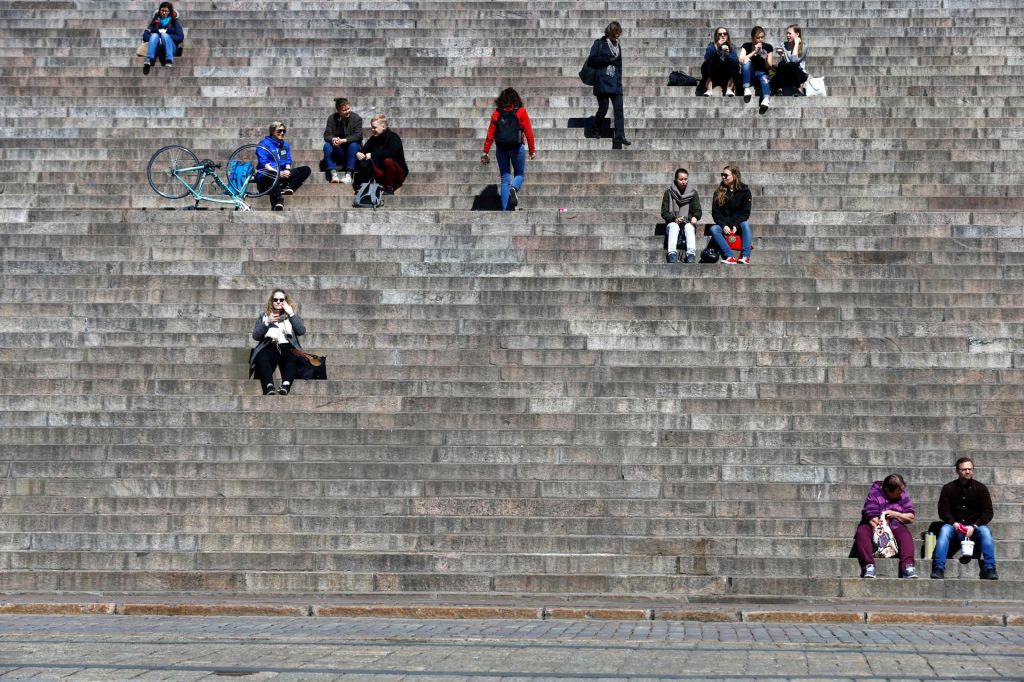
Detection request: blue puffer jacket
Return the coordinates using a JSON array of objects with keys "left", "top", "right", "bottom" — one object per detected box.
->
[
  {"left": 256, "top": 135, "right": 293, "bottom": 170},
  {"left": 142, "top": 13, "right": 184, "bottom": 45},
  {"left": 587, "top": 38, "right": 623, "bottom": 95}
]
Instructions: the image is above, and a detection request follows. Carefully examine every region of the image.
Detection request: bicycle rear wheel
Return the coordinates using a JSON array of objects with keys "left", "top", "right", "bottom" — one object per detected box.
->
[
  {"left": 147, "top": 145, "right": 201, "bottom": 200},
  {"left": 226, "top": 143, "right": 281, "bottom": 198}
]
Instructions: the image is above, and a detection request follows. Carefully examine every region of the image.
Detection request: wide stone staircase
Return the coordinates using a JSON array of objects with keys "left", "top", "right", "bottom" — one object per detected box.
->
[{"left": 0, "top": 0, "right": 1022, "bottom": 604}]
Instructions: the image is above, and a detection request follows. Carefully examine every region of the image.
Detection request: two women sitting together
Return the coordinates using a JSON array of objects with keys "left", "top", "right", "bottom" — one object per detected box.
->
[{"left": 661, "top": 164, "right": 752, "bottom": 265}]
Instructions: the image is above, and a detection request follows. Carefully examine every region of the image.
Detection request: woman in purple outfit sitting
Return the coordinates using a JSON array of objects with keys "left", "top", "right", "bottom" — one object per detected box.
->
[{"left": 853, "top": 473, "right": 917, "bottom": 579}]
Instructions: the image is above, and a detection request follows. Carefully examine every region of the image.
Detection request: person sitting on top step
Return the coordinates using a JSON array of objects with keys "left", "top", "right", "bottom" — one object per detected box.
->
[
  {"left": 931, "top": 457, "right": 998, "bottom": 580},
  {"left": 354, "top": 114, "right": 409, "bottom": 195},
  {"left": 480, "top": 87, "right": 537, "bottom": 211},
  {"left": 255, "top": 121, "right": 311, "bottom": 211},
  {"left": 700, "top": 26, "right": 740, "bottom": 97},
  {"left": 739, "top": 25, "right": 774, "bottom": 108},
  {"left": 323, "top": 97, "right": 363, "bottom": 185},
  {"left": 660, "top": 167, "right": 702, "bottom": 263},
  {"left": 771, "top": 24, "right": 809, "bottom": 96},
  {"left": 141, "top": 2, "right": 184, "bottom": 74},
  {"left": 852, "top": 473, "right": 918, "bottom": 579}
]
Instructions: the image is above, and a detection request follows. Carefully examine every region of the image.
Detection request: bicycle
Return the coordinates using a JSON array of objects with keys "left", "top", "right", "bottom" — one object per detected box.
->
[{"left": 146, "top": 143, "right": 282, "bottom": 210}]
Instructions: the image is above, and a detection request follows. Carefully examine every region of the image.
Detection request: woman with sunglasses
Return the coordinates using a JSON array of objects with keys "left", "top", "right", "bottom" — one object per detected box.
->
[
  {"left": 708, "top": 164, "right": 753, "bottom": 265},
  {"left": 255, "top": 121, "right": 311, "bottom": 210},
  {"left": 700, "top": 27, "right": 739, "bottom": 97},
  {"left": 250, "top": 288, "right": 306, "bottom": 396}
]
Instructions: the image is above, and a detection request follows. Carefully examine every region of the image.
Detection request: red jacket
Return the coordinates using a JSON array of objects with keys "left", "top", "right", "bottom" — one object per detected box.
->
[{"left": 483, "top": 106, "right": 535, "bottom": 155}]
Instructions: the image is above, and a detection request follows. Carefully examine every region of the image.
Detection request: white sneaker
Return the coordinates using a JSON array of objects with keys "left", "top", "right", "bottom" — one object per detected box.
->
[
  {"left": 743, "top": 86, "right": 754, "bottom": 98},
  {"left": 330, "top": 171, "right": 341, "bottom": 183},
  {"left": 725, "top": 87, "right": 735, "bottom": 97},
  {"left": 703, "top": 90, "right": 713, "bottom": 97},
  {"left": 762, "top": 96, "right": 772, "bottom": 109},
  {"left": 341, "top": 172, "right": 353, "bottom": 184}
]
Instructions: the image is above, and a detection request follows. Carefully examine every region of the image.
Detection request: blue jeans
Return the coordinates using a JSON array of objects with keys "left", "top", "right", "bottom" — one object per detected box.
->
[
  {"left": 146, "top": 32, "right": 176, "bottom": 63},
  {"left": 933, "top": 523, "right": 996, "bottom": 571},
  {"left": 741, "top": 61, "right": 770, "bottom": 97},
  {"left": 495, "top": 143, "right": 527, "bottom": 211},
  {"left": 710, "top": 221, "right": 752, "bottom": 258},
  {"left": 322, "top": 141, "right": 360, "bottom": 172}
]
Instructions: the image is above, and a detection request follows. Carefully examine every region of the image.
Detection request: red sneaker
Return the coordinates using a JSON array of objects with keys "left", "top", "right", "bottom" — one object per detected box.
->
[
  {"left": 738, "top": 256, "right": 750, "bottom": 265},
  {"left": 720, "top": 256, "right": 738, "bottom": 265}
]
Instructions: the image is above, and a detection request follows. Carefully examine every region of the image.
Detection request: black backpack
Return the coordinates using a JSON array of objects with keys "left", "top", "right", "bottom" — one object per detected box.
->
[{"left": 493, "top": 106, "right": 522, "bottom": 150}]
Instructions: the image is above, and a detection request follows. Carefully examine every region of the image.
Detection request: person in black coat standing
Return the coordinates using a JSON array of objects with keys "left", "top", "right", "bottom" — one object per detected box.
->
[{"left": 584, "top": 21, "right": 631, "bottom": 146}]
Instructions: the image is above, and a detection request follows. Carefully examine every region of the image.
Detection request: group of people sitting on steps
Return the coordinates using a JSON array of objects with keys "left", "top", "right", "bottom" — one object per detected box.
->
[
  {"left": 852, "top": 459, "right": 999, "bottom": 581},
  {"left": 660, "top": 165, "right": 752, "bottom": 265},
  {"left": 247, "top": 107, "right": 408, "bottom": 211},
  {"left": 701, "top": 24, "right": 809, "bottom": 109}
]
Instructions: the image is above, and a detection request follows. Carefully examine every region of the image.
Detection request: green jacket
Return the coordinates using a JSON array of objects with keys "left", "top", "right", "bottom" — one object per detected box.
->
[{"left": 660, "top": 188, "right": 702, "bottom": 224}]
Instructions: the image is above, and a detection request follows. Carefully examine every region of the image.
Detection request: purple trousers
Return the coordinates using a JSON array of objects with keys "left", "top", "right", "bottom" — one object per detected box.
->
[{"left": 854, "top": 522, "right": 915, "bottom": 570}]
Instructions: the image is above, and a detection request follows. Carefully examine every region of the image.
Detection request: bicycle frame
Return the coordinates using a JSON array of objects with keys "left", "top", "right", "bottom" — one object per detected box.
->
[{"left": 173, "top": 162, "right": 256, "bottom": 211}]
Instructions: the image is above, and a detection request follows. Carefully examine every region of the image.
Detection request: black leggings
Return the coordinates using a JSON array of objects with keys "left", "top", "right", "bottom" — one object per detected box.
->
[
  {"left": 253, "top": 343, "right": 298, "bottom": 392},
  {"left": 256, "top": 166, "right": 311, "bottom": 205}
]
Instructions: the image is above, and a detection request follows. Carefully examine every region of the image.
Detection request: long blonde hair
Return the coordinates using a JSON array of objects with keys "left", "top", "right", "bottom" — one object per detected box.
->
[
  {"left": 264, "top": 288, "right": 297, "bottom": 316},
  {"left": 786, "top": 24, "right": 805, "bottom": 58},
  {"left": 715, "top": 165, "right": 742, "bottom": 206}
]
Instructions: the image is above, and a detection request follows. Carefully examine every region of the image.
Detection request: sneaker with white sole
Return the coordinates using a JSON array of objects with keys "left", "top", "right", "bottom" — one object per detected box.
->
[
  {"left": 738, "top": 256, "right": 749, "bottom": 265},
  {"left": 743, "top": 85, "right": 754, "bottom": 100},
  {"left": 330, "top": 171, "right": 341, "bottom": 183},
  {"left": 901, "top": 566, "right": 918, "bottom": 579},
  {"left": 341, "top": 172, "right": 353, "bottom": 184},
  {"left": 720, "top": 256, "right": 738, "bottom": 265},
  {"left": 282, "top": 187, "right": 294, "bottom": 195},
  {"left": 725, "top": 88, "right": 735, "bottom": 97},
  {"left": 863, "top": 564, "right": 876, "bottom": 578}
]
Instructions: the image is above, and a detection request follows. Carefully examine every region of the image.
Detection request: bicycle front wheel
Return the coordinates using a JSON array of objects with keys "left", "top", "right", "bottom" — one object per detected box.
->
[
  {"left": 147, "top": 145, "right": 201, "bottom": 200},
  {"left": 226, "top": 143, "right": 281, "bottom": 198}
]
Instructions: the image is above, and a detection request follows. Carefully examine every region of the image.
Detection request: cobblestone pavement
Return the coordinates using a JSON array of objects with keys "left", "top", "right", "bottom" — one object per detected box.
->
[{"left": 1, "top": 615, "right": 1023, "bottom": 680}]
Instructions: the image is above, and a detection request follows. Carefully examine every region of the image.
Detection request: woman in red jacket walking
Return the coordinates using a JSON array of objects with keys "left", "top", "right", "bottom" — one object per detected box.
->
[{"left": 480, "top": 88, "right": 536, "bottom": 211}]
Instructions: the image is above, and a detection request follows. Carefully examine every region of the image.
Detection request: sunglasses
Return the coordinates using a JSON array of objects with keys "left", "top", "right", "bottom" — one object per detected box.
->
[
  {"left": 272, "top": 298, "right": 286, "bottom": 302},
  {"left": 721, "top": 173, "right": 730, "bottom": 177},
  {"left": 716, "top": 32, "right": 729, "bottom": 36},
  {"left": 275, "top": 129, "right": 287, "bottom": 134}
]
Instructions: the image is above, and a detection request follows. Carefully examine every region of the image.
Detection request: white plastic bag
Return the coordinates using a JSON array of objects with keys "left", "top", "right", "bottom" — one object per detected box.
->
[{"left": 804, "top": 76, "right": 827, "bottom": 97}]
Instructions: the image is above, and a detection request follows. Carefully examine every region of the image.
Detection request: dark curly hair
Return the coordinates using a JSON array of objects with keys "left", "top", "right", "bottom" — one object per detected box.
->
[{"left": 495, "top": 87, "right": 523, "bottom": 109}]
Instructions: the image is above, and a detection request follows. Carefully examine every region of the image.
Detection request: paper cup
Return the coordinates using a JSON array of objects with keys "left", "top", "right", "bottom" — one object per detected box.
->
[{"left": 961, "top": 539, "right": 975, "bottom": 556}]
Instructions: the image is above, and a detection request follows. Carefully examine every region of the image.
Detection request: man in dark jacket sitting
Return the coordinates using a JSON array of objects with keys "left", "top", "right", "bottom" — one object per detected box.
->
[
  {"left": 931, "top": 457, "right": 998, "bottom": 580},
  {"left": 322, "top": 98, "right": 363, "bottom": 185},
  {"left": 354, "top": 114, "right": 409, "bottom": 194}
]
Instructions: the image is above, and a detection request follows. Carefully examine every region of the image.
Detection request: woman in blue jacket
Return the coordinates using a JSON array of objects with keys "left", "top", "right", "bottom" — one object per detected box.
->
[
  {"left": 255, "top": 121, "right": 312, "bottom": 210},
  {"left": 141, "top": 2, "right": 184, "bottom": 74},
  {"left": 700, "top": 26, "right": 740, "bottom": 97},
  {"left": 709, "top": 164, "right": 753, "bottom": 264},
  {"left": 584, "top": 21, "right": 630, "bottom": 146}
]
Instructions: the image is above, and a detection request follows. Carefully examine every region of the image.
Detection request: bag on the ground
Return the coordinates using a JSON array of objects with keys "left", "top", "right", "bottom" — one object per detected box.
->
[
  {"left": 872, "top": 517, "right": 899, "bottom": 558},
  {"left": 579, "top": 62, "right": 597, "bottom": 86},
  {"left": 804, "top": 76, "right": 827, "bottom": 97},
  {"left": 290, "top": 348, "right": 327, "bottom": 380},
  {"left": 136, "top": 42, "right": 148, "bottom": 57},
  {"left": 699, "top": 239, "right": 720, "bottom": 263},
  {"left": 494, "top": 106, "right": 522, "bottom": 150},
  {"left": 667, "top": 71, "right": 699, "bottom": 87},
  {"left": 352, "top": 179, "right": 383, "bottom": 208}
]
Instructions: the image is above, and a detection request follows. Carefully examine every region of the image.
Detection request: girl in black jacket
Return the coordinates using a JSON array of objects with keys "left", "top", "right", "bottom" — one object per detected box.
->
[
  {"left": 709, "top": 164, "right": 753, "bottom": 264},
  {"left": 584, "top": 21, "right": 631, "bottom": 146}
]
